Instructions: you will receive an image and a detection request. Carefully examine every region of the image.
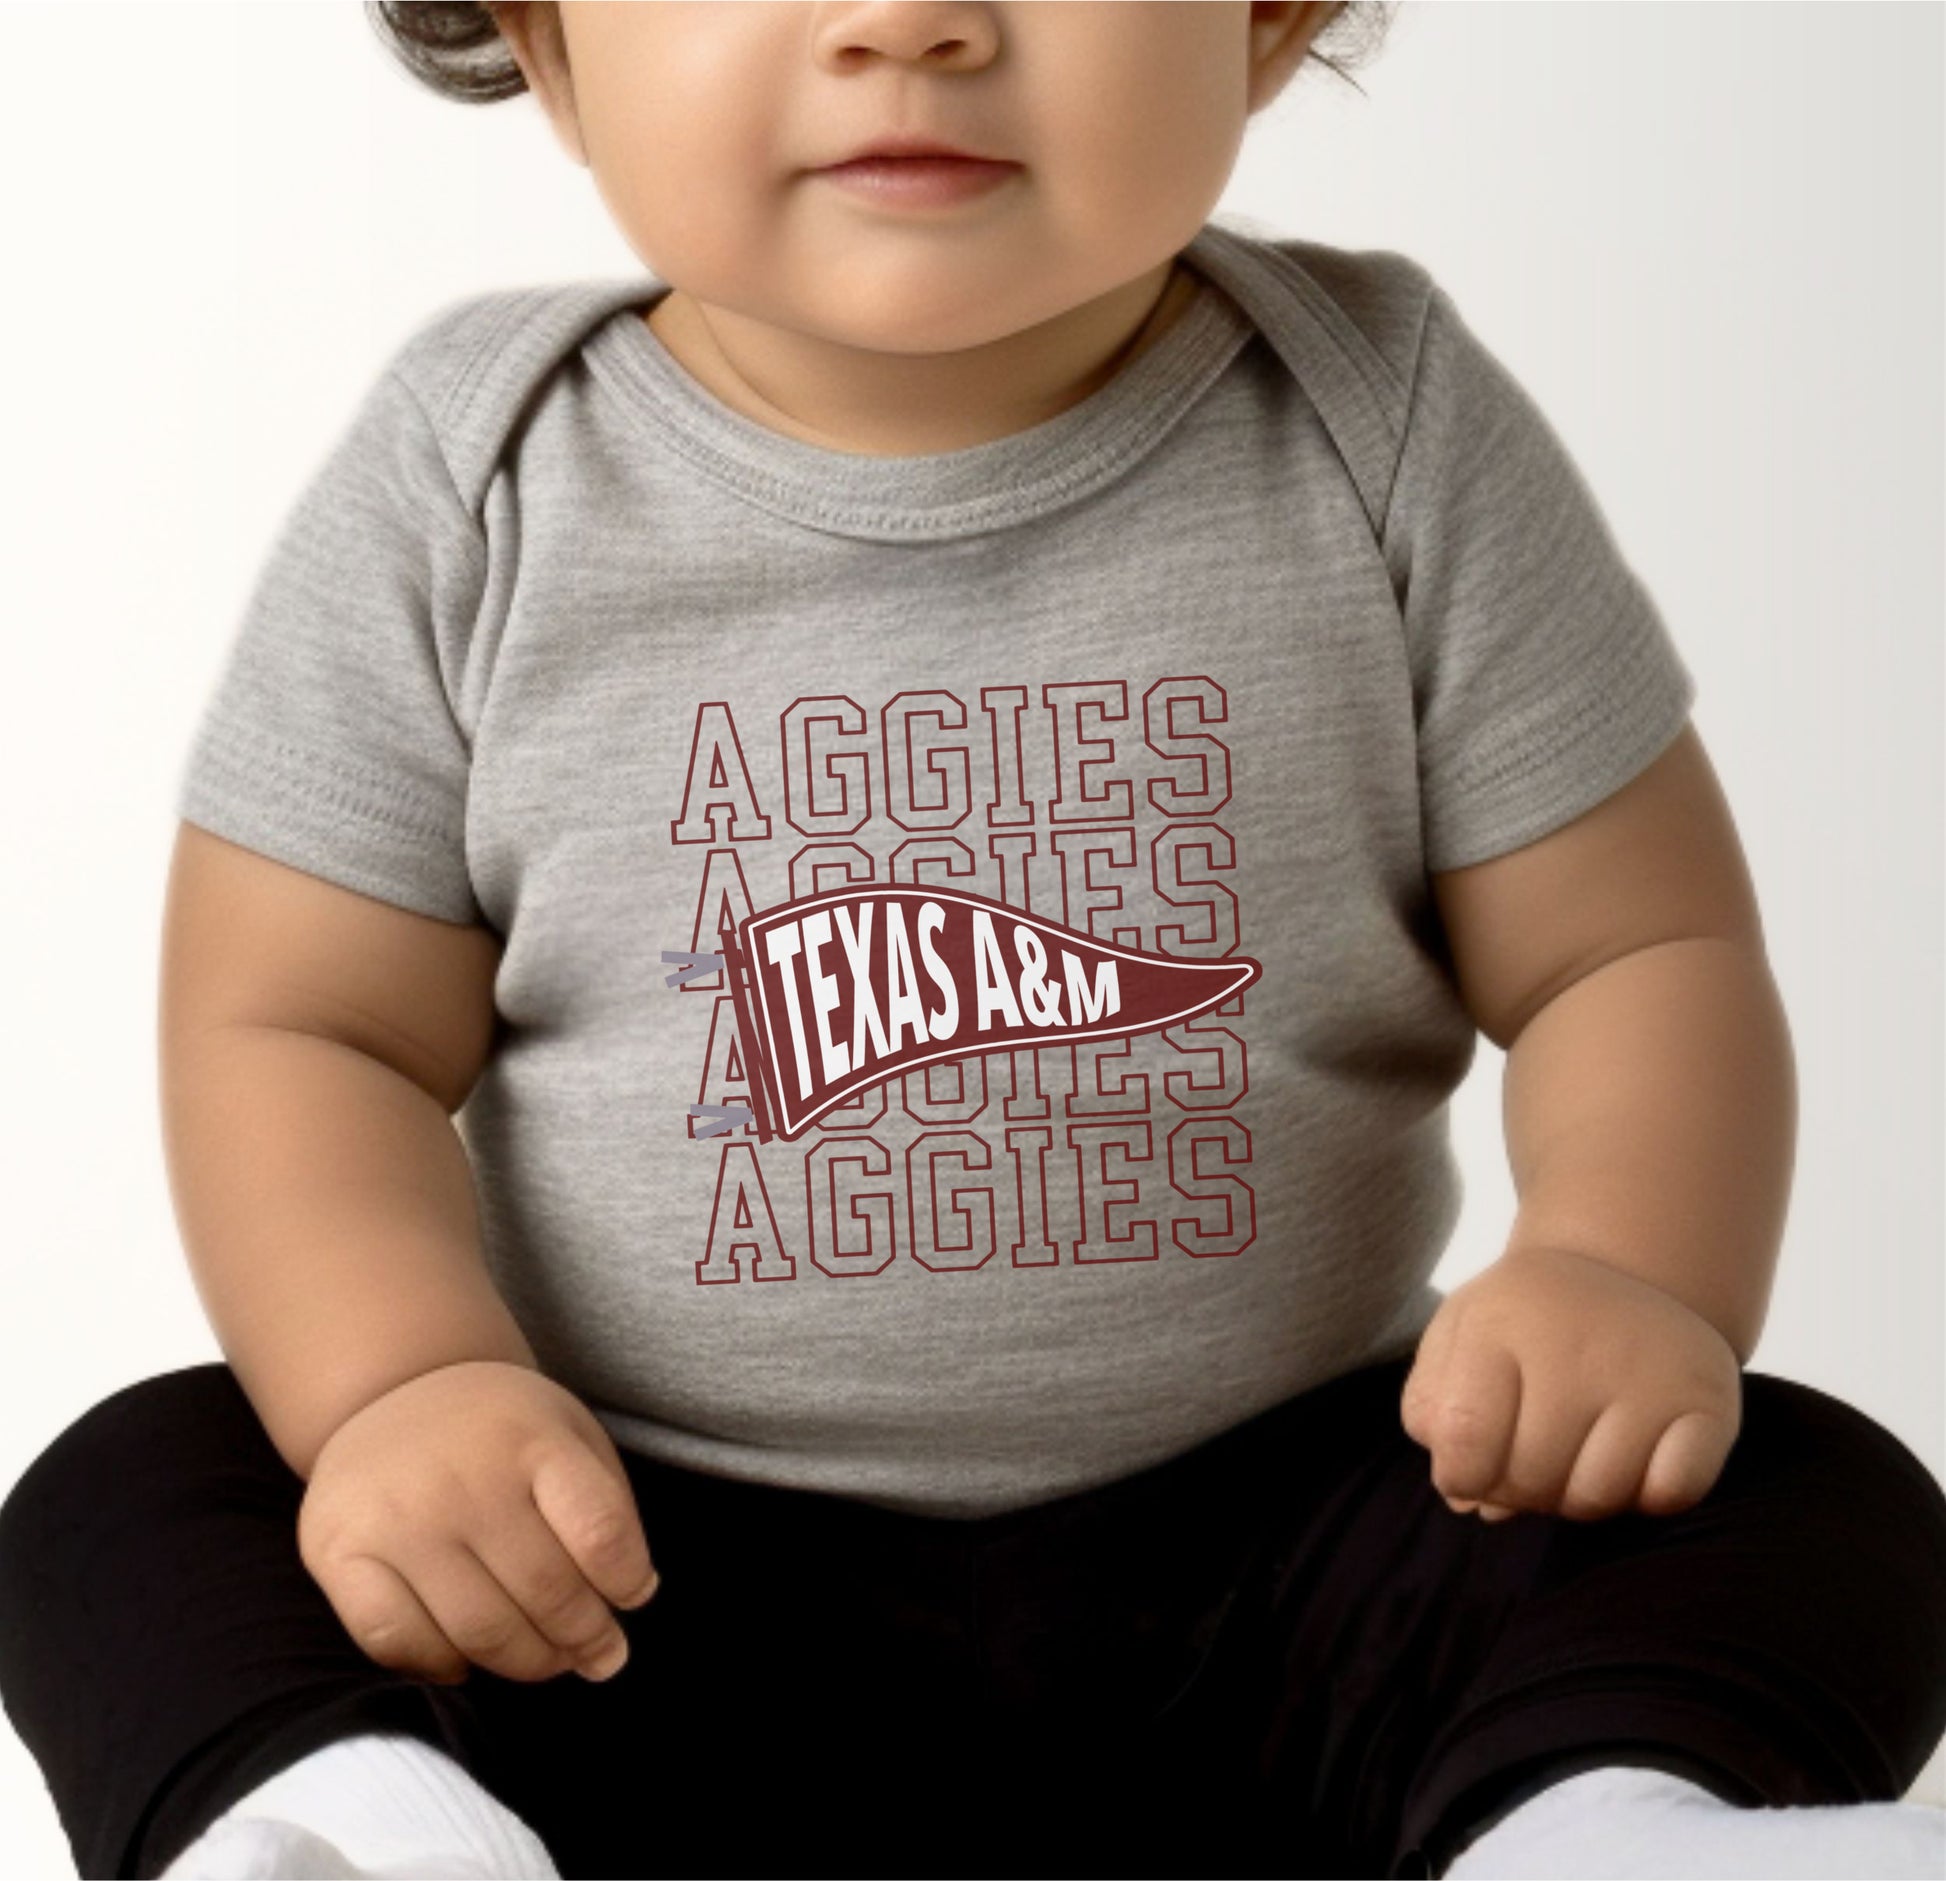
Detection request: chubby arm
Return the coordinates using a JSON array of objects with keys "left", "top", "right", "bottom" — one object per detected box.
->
[
  {"left": 1402, "top": 722, "right": 1796, "bottom": 1520},
  {"left": 160, "top": 821, "right": 536, "bottom": 1481}
]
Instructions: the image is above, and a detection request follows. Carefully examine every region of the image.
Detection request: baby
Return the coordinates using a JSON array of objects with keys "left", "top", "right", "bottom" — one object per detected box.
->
[{"left": 1, "top": 4, "right": 1942, "bottom": 1880}]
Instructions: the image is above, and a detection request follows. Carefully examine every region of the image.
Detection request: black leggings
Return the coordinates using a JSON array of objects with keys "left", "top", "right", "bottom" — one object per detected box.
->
[{"left": 3, "top": 1355, "right": 1943, "bottom": 1881}]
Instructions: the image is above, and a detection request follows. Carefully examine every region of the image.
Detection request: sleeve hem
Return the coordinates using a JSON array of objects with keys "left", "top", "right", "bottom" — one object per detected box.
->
[
  {"left": 191, "top": 711, "right": 464, "bottom": 836},
  {"left": 177, "top": 718, "right": 482, "bottom": 925},
  {"left": 1420, "top": 620, "right": 1697, "bottom": 874}
]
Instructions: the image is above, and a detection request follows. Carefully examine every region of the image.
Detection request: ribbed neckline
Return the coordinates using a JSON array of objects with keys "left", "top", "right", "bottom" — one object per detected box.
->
[{"left": 580, "top": 230, "right": 1256, "bottom": 542}]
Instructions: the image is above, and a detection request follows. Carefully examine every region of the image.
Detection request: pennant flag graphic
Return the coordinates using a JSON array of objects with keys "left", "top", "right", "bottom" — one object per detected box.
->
[{"left": 711, "top": 883, "right": 1260, "bottom": 1143}]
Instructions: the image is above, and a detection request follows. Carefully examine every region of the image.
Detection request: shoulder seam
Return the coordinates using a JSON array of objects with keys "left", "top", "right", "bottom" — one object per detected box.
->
[
  {"left": 381, "top": 365, "right": 490, "bottom": 564},
  {"left": 380, "top": 276, "right": 666, "bottom": 516},
  {"left": 436, "top": 286, "right": 562, "bottom": 437},
  {"left": 1188, "top": 222, "right": 1425, "bottom": 538},
  {"left": 1271, "top": 242, "right": 1414, "bottom": 413},
  {"left": 1378, "top": 278, "right": 1443, "bottom": 547}
]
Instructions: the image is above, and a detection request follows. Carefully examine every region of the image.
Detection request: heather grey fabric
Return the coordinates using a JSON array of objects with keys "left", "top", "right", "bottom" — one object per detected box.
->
[{"left": 175, "top": 217, "right": 1696, "bottom": 1516}]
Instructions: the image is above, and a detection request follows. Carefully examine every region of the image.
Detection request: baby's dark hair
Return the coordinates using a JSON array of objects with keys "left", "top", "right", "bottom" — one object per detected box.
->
[{"left": 367, "top": 2, "right": 1397, "bottom": 106}]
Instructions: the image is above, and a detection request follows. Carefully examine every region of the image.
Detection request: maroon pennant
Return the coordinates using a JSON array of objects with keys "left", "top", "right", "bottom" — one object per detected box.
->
[{"left": 716, "top": 883, "right": 1260, "bottom": 1143}]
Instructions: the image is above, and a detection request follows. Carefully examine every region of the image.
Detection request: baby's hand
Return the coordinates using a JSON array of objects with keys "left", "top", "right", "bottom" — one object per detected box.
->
[
  {"left": 297, "top": 1359, "right": 661, "bottom": 1686},
  {"left": 1399, "top": 1244, "right": 1742, "bottom": 1524}
]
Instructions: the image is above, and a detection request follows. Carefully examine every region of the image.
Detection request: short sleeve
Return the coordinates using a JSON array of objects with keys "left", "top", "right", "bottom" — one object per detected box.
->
[
  {"left": 1382, "top": 282, "right": 1698, "bottom": 873},
  {"left": 174, "top": 363, "right": 488, "bottom": 924}
]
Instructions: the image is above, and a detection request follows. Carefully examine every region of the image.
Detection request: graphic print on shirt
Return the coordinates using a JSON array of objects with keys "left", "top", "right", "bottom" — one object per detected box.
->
[{"left": 663, "top": 679, "right": 1262, "bottom": 1284}]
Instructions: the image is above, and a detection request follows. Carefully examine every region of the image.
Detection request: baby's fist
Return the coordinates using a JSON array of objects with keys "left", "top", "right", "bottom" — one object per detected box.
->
[
  {"left": 1400, "top": 1244, "right": 1743, "bottom": 1524},
  {"left": 299, "top": 1360, "right": 661, "bottom": 1687}
]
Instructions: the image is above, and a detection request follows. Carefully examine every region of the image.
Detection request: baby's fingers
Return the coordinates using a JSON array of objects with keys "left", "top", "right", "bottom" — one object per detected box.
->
[
  {"left": 321, "top": 1548, "right": 510, "bottom": 1685},
  {"left": 528, "top": 1440, "right": 661, "bottom": 1614},
  {"left": 471, "top": 1503, "right": 638, "bottom": 1683},
  {"left": 1637, "top": 1407, "right": 1739, "bottom": 1517},
  {"left": 1413, "top": 1346, "right": 1522, "bottom": 1506},
  {"left": 1557, "top": 1400, "right": 1663, "bottom": 1520},
  {"left": 1449, "top": 1498, "right": 1518, "bottom": 1522},
  {"left": 409, "top": 1543, "right": 589, "bottom": 1683}
]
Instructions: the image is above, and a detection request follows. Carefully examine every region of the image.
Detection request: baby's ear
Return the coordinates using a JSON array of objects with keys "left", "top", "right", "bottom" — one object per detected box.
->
[{"left": 491, "top": 1, "right": 591, "bottom": 169}]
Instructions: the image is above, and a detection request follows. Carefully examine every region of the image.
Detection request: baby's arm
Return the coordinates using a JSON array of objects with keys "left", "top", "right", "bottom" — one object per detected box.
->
[
  {"left": 1400, "top": 720, "right": 1794, "bottom": 1522},
  {"left": 159, "top": 821, "right": 660, "bottom": 1684},
  {"left": 159, "top": 818, "right": 532, "bottom": 1481}
]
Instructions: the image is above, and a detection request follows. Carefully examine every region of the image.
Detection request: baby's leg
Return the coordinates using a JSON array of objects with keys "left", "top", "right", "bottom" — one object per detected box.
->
[
  {"left": 1385, "top": 1367, "right": 1946, "bottom": 1878},
  {"left": 0, "top": 1364, "right": 532, "bottom": 1879},
  {"left": 1112, "top": 1354, "right": 1946, "bottom": 1877},
  {"left": 0, "top": 1360, "right": 1006, "bottom": 1879}
]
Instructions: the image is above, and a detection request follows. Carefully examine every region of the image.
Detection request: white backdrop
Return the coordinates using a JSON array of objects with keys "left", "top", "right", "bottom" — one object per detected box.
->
[{"left": 1, "top": 2, "right": 1939, "bottom": 1864}]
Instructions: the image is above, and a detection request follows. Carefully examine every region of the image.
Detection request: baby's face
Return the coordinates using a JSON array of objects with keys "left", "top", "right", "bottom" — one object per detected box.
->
[{"left": 515, "top": 1, "right": 1330, "bottom": 354}]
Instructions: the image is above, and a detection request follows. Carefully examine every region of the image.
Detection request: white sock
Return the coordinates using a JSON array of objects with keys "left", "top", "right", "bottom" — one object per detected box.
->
[
  {"left": 1440, "top": 1761, "right": 1946, "bottom": 1879},
  {"left": 157, "top": 1729, "right": 561, "bottom": 1880},
  {"left": 156, "top": 1817, "right": 385, "bottom": 1879}
]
